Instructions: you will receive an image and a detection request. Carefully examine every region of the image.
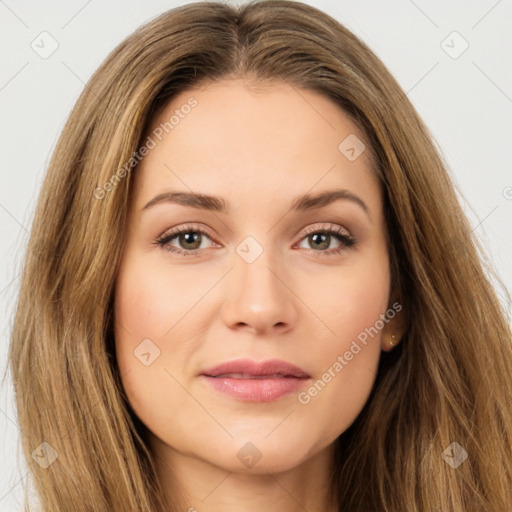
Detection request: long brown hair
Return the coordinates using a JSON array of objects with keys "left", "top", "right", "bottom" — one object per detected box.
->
[{"left": 8, "top": 1, "right": 512, "bottom": 510}]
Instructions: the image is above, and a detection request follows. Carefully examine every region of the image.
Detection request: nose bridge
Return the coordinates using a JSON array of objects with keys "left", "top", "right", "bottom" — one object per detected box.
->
[{"left": 221, "top": 237, "right": 298, "bottom": 333}]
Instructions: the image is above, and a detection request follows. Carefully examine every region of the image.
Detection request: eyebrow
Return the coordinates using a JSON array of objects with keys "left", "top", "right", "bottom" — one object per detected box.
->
[{"left": 142, "top": 188, "right": 370, "bottom": 217}]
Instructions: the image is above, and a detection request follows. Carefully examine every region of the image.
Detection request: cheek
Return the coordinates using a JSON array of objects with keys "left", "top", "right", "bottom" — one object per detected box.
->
[
  {"left": 294, "top": 250, "right": 390, "bottom": 440},
  {"left": 114, "top": 252, "right": 204, "bottom": 358},
  {"left": 309, "top": 249, "right": 390, "bottom": 345},
  {"left": 113, "top": 255, "right": 179, "bottom": 424},
  {"left": 113, "top": 252, "right": 218, "bottom": 437},
  {"left": 115, "top": 257, "right": 173, "bottom": 339}
]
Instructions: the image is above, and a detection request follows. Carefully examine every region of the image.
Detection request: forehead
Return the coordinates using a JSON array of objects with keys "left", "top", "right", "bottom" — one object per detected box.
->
[{"left": 132, "top": 79, "right": 381, "bottom": 216}]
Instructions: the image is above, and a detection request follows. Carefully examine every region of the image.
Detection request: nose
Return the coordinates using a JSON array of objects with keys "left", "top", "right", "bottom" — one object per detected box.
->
[{"left": 220, "top": 249, "right": 299, "bottom": 336}]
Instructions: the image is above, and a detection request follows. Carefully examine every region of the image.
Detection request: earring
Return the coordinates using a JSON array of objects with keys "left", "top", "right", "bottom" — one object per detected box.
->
[{"left": 390, "top": 334, "right": 397, "bottom": 347}]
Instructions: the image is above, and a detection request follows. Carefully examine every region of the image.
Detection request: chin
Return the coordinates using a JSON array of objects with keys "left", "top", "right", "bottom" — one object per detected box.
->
[{"left": 194, "top": 432, "right": 321, "bottom": 475}]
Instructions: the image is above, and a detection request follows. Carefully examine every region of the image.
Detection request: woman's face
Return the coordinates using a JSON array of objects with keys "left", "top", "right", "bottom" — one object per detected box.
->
[{"left": 114, "top": 79, "right": 396, "bottom": 474}]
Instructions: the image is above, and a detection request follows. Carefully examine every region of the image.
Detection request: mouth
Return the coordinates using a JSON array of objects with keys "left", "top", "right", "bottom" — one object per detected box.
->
[
  {"left": 210, "top": 372, "right": 301, "bottom": 379},
  {"left": 200, "top": 359, "right": 311, "bottom": 402}
]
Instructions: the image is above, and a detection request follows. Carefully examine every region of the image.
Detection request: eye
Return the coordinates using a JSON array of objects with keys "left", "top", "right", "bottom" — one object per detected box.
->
[
  {"left": 296, "top": 224, "right": 356, "bottom": 256},
  {"left": 154, "top": 223, "right": 356, "bottom": 257},
  {"left": 154, "top": 224, "right": 218, "bottom": 256}
]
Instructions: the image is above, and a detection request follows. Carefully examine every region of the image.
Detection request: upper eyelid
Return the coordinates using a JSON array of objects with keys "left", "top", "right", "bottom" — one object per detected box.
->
[
  {"left": 159, "top": 223, "right": 217, "bottom": 241},
  {"left": 301, "top": 224, "right": 352, "bottom": 236}
]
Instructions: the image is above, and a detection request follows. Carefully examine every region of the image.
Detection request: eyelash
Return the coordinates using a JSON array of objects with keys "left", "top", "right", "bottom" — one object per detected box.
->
[{"left": 153, "top": 223, "right": 356, "bottom": 257}]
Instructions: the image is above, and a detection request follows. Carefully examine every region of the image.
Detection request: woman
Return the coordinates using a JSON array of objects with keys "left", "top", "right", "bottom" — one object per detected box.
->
[{"left": 9, "top": 1, "right": 512, "bottom": 510}]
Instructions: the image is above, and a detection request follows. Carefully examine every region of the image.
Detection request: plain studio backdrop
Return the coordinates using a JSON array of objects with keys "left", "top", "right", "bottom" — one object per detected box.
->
[{"left": 0, "top": 0, "right": 511, "bottom": 509}]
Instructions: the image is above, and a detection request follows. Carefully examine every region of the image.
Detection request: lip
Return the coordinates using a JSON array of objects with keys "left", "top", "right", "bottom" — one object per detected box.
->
[{"left": 200, "top": 358, "right": 311, "bottom": 402}]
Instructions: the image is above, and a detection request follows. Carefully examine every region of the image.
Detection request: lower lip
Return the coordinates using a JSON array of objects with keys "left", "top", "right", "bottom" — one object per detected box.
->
[{"left": 200, "top": 376, "right": 309, "bottom": 402}]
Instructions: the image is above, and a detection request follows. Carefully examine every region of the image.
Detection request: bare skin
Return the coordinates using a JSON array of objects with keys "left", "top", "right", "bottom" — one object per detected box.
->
[{"left": 114, "top": 78, "right": 405, "bottom": 512}]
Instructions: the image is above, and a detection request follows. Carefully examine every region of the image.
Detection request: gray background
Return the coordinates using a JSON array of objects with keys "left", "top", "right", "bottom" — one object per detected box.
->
[{"left": 1, "top": 0, "right": 511, "bottom": 509}]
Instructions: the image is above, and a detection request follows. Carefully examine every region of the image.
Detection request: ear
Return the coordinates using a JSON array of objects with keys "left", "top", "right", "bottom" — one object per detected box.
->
[{"left": 381, "top": 297, "right": 407, "bottom": 352}]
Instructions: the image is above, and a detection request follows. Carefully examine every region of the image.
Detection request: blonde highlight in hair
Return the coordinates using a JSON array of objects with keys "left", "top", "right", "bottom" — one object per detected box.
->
[{"left": 9, "top": 1, "right": 512, "bottom": 510}]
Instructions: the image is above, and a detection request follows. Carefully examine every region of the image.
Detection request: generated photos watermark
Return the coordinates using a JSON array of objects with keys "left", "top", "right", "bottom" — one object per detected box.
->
[
  {"left": 297, "top": 301, "right": 402, "bottom": 405},
  {"left": 93, "top": 97, "right": 198, "bottom": 200}
]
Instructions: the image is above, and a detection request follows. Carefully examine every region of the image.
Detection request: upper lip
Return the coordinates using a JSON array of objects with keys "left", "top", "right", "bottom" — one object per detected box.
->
[{"left": 201, "top": 358, "right": 310, "bottom": 378}]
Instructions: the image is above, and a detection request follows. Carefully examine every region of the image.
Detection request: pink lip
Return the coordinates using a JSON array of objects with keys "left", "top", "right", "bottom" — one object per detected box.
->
[{"left": 200, "top": 358, "right": 311, "bottom": 402}]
